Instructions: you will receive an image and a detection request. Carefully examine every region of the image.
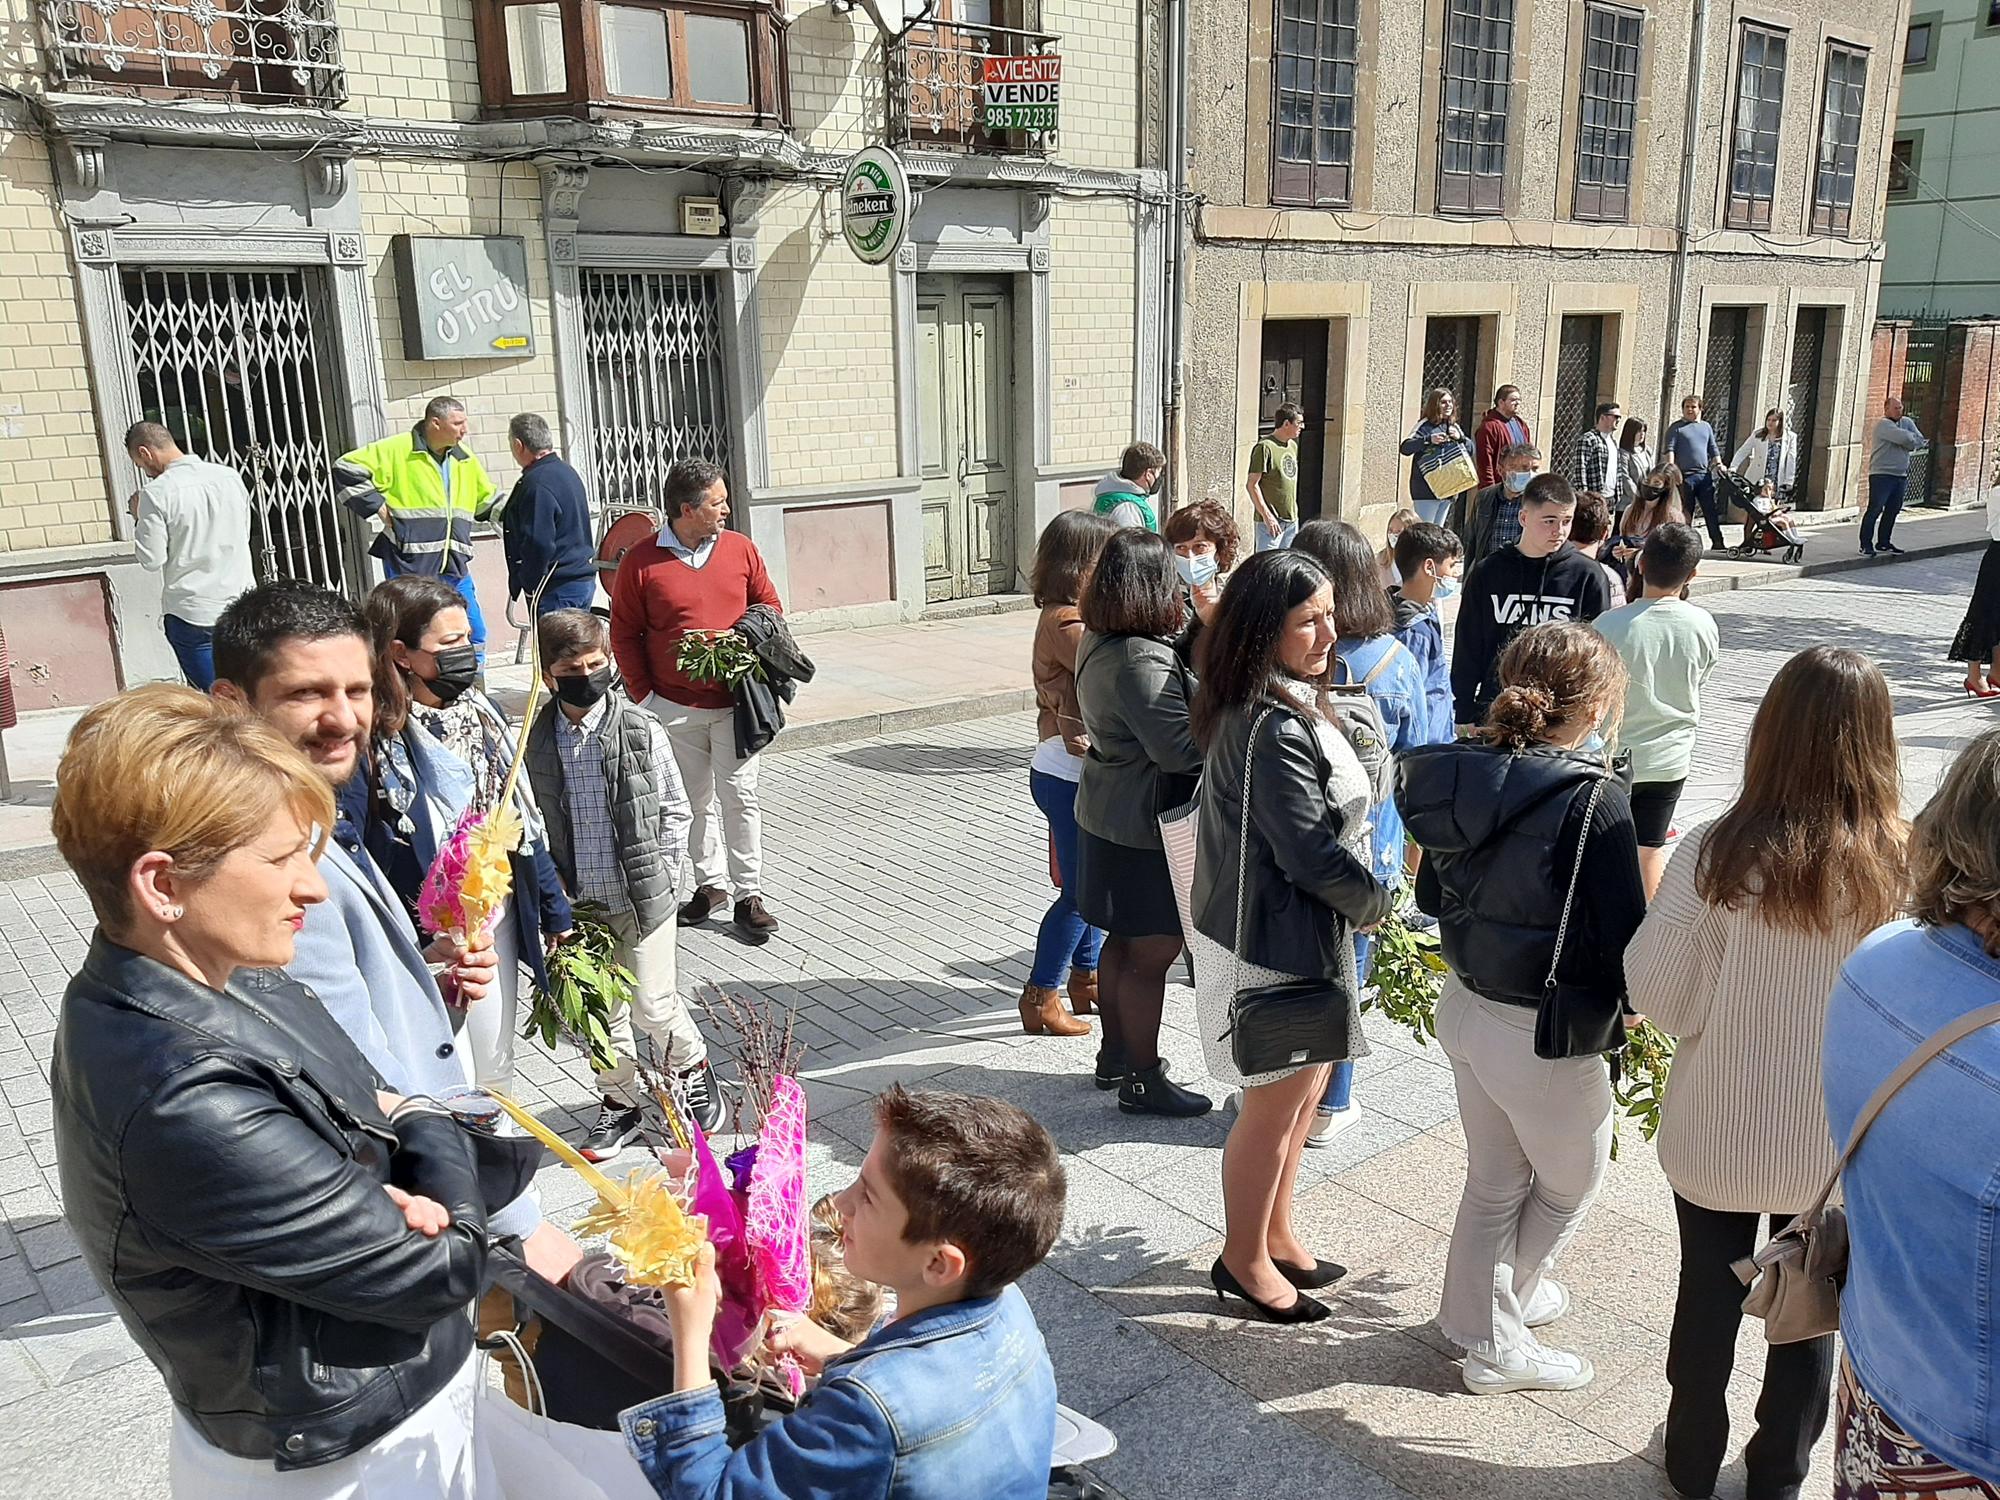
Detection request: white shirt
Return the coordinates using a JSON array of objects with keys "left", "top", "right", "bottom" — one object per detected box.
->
[
  {"left": 659, "top": 526, "right": 717, "bottom": 570},
  {"left": 133, "top": 455, "right": 256, "bottom": 626}
]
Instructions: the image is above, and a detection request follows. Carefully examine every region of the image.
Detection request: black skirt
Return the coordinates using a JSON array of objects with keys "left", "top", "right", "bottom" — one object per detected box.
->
[
  {"left": 1074, "top": 828, "right": 1183, "bottom": 938},
  {"left": 1951, "top": 541, "right": 2000, "bottom": 663}
]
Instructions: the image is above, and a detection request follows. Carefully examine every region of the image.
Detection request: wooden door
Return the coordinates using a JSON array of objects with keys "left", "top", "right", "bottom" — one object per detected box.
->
[
  {"left": 918, "top": 276, "right": 1016, "bottom": 601},
  {"left": 1259, "top": 318, "right": 1329, "bottom": 522}
]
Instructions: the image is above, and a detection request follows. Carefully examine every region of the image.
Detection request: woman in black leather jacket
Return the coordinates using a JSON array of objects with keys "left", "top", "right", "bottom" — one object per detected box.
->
[
  {"left": 1189, "top": 551, "right": 1394, "bottom": 1323},
  {"left": 1395, "top": 623, "right": 1645, "bottom": 1399},
  {"left": 48, "top": 686, "right": 515, "bottom": 1495}
]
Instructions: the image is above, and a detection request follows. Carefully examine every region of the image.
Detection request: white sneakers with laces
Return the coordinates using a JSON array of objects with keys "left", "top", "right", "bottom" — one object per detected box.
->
[
  {"left": 1462, "top": 1336, "right": 1595, "bottom": 1394},
  {"left": 1520, "top": 1275, "right": 1570, "bottom": 1328}
]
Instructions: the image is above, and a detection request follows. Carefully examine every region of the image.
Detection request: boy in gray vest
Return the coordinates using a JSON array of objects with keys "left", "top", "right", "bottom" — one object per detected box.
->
[{"left": 527, "top": 609, "right": 722, "bottom": 1158}]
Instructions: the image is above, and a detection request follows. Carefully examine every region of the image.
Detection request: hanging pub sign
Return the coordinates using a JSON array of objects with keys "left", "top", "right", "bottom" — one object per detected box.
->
[
  {"left": 392, "top": 235, "right": 536, "bottom": 360},
  {"left": 981, "top": 53, "right": 1060, "bottom": 132},
  {"left": 840, "top": 146, "right": 911, "bottom": 266}
]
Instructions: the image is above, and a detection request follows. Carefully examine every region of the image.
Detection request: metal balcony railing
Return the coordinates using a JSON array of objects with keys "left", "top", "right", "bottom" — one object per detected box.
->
[
  {"left": 887, "top": 19, "right": 1058, "bottom": 156},
  {"left": 39, "top": 0, "right": 347, "bottom": 106}
]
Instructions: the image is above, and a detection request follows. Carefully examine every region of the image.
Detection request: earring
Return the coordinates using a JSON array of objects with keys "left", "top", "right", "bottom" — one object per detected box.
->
[{"left": 164, "top": 905, "right": 183, "bottom": 921}]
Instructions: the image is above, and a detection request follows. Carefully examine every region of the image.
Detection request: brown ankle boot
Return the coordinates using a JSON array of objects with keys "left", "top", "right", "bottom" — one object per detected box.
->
[
  {"left": 1066, "top": 969, "right": 1098, "bottom": 1015},
  {"left": 1019, "top": 983, "right": 1090, "bottom": 1037}
]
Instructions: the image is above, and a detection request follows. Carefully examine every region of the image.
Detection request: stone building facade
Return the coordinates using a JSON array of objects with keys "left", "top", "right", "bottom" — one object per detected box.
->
[
  {"left": 0, "top": 0, "right": 1166, "bottom": 709},
  {"left": 1182, "top": 0, "right": 1911, "bottom": 538}
]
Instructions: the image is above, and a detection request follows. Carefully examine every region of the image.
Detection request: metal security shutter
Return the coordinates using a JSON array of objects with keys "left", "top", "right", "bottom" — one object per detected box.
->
[
  {"left": 1702, "top": 307, "right": 1749, "bottom": 459},
  {"left": 1422, "top": 316, "right": 1482, "bottom": 431},
  {"left": 1551, "top": 314, "right": 1604, "bottom": 478},
  {"left": 120, "top": 266, "right": 362, "bottom": 594},
  {"left": 577, "top": 269, "right": 732, "bottom": 511},
  {"left": 1786, "top": 307, "right": 1827, "bottom": 501}
]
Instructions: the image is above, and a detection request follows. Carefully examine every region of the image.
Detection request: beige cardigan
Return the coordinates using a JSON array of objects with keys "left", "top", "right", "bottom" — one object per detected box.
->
[{"left": 1626, "top": 824, "right": 1873, "bottom": 1215}]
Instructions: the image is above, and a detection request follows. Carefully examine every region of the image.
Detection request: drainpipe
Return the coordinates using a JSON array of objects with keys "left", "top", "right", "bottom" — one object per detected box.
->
[
  {"left": 1661, "top": 0, "right": 1707, "bottom": 436},
  {"left": 1163, "top": 0, "right": 1190, "bottom": 504}
]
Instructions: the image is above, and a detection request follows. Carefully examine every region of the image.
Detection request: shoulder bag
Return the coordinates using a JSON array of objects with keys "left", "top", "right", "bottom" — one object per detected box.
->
[
  {"left": 1420, "top": 435, "right": 1480, "bottom": 500},
  {"left": 1531, "top": 777, "right": 1628, "bottom": 1060},
  {"left": 1737, "top": 998, "right": 2000, "bottom": 1344},
  {"left": 1217, "top": 705, "right": 1354, "bottom": 1077}
]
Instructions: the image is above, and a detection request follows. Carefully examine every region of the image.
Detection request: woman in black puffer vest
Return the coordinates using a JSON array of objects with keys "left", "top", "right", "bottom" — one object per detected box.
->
[{"left": 1395, "top": 622, "right": 1645, "bottom": 1400}]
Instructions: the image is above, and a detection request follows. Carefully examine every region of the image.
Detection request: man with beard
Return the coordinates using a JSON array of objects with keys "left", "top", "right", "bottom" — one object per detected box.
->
[{"left": 210, "top": 580, "right": 580, "bottom": 1282}]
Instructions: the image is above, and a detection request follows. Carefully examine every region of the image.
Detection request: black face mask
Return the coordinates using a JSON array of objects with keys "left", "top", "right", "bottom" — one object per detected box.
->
[
  {"left": 553, "top": 666, "right": 612, "bottom": 710},
  {"left": 423, "top": 644, "right": 479, "bottom": 706}
]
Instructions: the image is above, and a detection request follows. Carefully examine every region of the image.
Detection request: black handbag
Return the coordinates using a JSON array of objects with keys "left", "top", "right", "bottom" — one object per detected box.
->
[
  {"left": 1531, "top": 777, "right": 1626, "bottom": 1060},
  {"left": 1219, "top": 706, "right": 1353, "bottom": 1077}
]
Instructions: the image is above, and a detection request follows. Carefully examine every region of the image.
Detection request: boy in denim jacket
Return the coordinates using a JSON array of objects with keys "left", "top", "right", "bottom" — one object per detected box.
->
[
  {"left": 1387, "top": 520, "right": 1462, "bottom": 747},
  {"left": 621, "top": 1087, "right": 1065, "bottom": 1500}
]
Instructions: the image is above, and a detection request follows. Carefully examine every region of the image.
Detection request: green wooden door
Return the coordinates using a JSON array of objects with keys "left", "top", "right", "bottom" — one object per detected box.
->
[{"left": 917, "top": 276, "right": 1015, "bottom": 601}]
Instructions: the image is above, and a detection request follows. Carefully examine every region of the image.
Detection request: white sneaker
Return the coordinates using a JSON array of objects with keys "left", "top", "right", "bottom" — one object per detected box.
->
[
  {"left": 1223, "top": 1090, "right": 1243, "bottom": 1115},
  {"left": 1462, "top": 1338, "right": 1595, "bottom": 1395},
  {"left": 1304, "top": 1101, "right": 1364, "bottom": 1148},
  {"left": 1521, "top": 1277, "right": 1570, "bottom": 1329}
]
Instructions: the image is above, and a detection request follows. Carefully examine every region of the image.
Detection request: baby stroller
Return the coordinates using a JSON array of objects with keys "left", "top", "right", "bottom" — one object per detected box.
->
[
  {"left": 1721, "top": 468, "right": 1805, "bottom": 563},
  {"left": 482, "top": 1242, "right": 1119, "bottom": 1498}
]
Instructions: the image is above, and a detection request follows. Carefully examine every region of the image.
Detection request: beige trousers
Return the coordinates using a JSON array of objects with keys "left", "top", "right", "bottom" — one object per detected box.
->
[{"left": 593, "top": 904, "right": 707, "bottom": 1105}]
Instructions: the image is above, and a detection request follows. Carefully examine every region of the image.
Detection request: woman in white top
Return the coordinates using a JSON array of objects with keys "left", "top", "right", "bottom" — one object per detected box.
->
[
  {"left": 1730, "top": 408, "right": 1798, "bottom": 500},
  {"left": 1626, "top": 645, "right": 1906, "bottom": 1500},
  {"left": 1616, "top": 417, "right": 1655, "bottom": 511}
]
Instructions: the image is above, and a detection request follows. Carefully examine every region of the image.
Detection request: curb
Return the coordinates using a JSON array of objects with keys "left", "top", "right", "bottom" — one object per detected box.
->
[
  {"left": 773, "top": 688, "right": 1038, "bottom": 753},
  {"left": 1685, "top": 524, "right": 1984, "bottom": 598}
]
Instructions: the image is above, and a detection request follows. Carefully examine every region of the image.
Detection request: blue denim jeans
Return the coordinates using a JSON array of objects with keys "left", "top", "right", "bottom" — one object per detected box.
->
[
  {"left": 161, "top": 614, "right": 216, "bottom": 691},
  {"left": 1255, "top": 518, "right": 1300, "bottom": 553},
  {"left": 1414, "top": 496, "right": 1453, "bottom": 526},
  {"left": 1861, "top": 474, "right": 1908, "bottom": 551},
  {"left": 1029, "top": 770, "right": 1103, "bottom": 989},
  {"left": 1686, "top": 470, "right": 1725, "bottom": 549},
  {"left": 1320, "top": 931, "right": 1374, "bottom": 1111},
  {"left": 538, "top": 577, "right": 598, "bottom": 613}
]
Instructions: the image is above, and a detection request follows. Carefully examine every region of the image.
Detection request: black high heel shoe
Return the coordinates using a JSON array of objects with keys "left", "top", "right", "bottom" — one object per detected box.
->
[
  {"left": 1273, "top": 1257, "right": 1348, "bottom": 1291},
  {"left": 1208, "top": 1258, "right": 1331, "bottom": 1324}
]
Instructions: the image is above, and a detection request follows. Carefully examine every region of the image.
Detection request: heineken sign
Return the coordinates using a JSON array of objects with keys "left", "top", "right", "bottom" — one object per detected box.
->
[
  {"left": 982, "top": 54, "right": 1061, "bottom": 132},
  {"left": 840, "top": 146, "right": 910, "bottom": 266}
]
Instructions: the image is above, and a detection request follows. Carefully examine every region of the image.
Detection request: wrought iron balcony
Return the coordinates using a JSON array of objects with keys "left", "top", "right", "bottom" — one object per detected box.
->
[
  {"left": 887, "top": 19, "right": 1059, "bottom": 156},
  {"left": 38, "top": 0, "right": 347, "bottom": 106}
]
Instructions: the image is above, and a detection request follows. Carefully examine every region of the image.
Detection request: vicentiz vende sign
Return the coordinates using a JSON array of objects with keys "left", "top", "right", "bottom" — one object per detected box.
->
[{"left": 980, "top": 53, "right": 1060, "bottom": 132}]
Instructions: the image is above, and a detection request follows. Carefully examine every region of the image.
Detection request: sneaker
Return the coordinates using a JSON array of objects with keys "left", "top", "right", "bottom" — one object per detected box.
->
[
  {"left": 1222, "top": 1089, "right": 1243, "bottom": 1114},
  {"left": 1878, "top": 542, "right": 1906, "bottom": 555},
  {"left": 1462, "top": 1337, "right": 1595, "bottom": 1394},
  {"left": 1304, "top": 1101, "right": 1364, "bottom": 1148},
  {"left": 1521, "top": 1276, "right": 1570, "bottom": 1328},
  {"left": 578, "top": 1098, "right": 643, "bottom": 1162},
  {"left": 677, "top": 885, "right": 729, "bottom": 927},
  {"left": 1404, "top": 910, "right": 1439, "bottom": 934},
  {"left": 1859, "top": 545, "right": 1877, "bottom": 558},
  {"left": 679, "top": 1059, "right": 727, "bottom": 1134},
  {"left": 733, "top": 896, "right": 780, "bottom": 939}
]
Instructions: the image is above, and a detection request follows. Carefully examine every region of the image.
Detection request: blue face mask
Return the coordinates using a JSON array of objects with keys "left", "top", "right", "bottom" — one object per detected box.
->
[
  {"left": 1504, "top": 470, "right": 1534, "bottom": 496},
  {"left": 1174, "top": 551, "right": 1218, "bottom": 588}
]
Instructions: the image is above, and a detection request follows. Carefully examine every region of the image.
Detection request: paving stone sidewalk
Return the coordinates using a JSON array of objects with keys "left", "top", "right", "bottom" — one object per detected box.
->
[{"left": 0, "top": 551, "right": 1989, "bottom": 1498}]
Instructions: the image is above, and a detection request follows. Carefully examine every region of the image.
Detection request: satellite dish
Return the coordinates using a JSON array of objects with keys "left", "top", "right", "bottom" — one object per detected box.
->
[{"left": 845, "top": 0, "right": 938, "bottom": 39}]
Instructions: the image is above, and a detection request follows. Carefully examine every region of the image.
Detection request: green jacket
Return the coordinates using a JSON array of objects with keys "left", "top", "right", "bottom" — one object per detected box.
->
[
  {"left": 1092, "top": 478, "right": 1159, "bottom": 532},
  {"left": 334, "top": 426, "right": 496, "bottom": 579}
]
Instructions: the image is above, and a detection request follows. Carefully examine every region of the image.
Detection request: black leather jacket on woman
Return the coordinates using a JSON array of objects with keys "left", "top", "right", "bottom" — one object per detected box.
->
[
  {"left": 1192, "top": 703, "right": 1394, "bottom": 980},
  {"left": 51, "top": 937, "right": 508, "bottom": 1470},
  {"left": 1396, "top": 741, "right": 1646, "bottom": 1009}
]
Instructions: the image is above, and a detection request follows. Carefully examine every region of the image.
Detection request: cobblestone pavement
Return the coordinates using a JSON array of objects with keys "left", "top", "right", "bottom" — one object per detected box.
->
[{"left": 0, "top": 551, "right": 1987, "bottom": 1498}]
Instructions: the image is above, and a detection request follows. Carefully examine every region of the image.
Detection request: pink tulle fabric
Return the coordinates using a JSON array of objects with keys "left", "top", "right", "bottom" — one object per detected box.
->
[
  {"left": 688, "top": 1123, "right": 762, "bottom": 1369},
  {"left": 417, "top": 807, "right": 489, "bottom": 937},
  {"left": 745, "top": 1076, "right": 811, "bottom": 1315}
]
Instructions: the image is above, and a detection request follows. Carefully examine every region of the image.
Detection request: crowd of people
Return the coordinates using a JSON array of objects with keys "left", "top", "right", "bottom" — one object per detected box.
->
[{"left": 42, "top": 380, "right": 1999, "bottom": 1500}]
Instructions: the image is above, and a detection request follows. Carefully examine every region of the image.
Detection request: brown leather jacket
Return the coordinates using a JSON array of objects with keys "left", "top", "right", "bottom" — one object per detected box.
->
[{"left": 1032, "top": 604, "right": 1089, "bottom": 757}]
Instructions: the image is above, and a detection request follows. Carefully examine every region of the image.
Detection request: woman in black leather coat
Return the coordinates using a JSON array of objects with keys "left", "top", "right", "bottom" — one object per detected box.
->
[
  {"left": 48, "top": 685, "right": 514, "bottom": 1496},
  {"left": 1188, "top": 551, "right": 1394, "bottom": 1324}
]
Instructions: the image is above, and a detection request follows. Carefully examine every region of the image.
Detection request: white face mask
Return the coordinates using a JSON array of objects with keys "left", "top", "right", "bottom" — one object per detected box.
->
[{"left": 1174, "top": 551, "right": 1218, "bottom": 588}]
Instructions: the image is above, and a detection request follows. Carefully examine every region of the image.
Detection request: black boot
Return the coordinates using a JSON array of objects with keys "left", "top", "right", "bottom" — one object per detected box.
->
[
  {"left": 1118, "top": 1061, "right": 1211, "bottom": 1117},
  {"left": 1093, "top": 1044, "right": 1126, "bottom": 1090}
]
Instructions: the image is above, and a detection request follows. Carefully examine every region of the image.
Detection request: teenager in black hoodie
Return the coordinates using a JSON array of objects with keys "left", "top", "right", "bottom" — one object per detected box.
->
[{"left": 1450, "top": 473, "right": 1613, "bottom": 731}]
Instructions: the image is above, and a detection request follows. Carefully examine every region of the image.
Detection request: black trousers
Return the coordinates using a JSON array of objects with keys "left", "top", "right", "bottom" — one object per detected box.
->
[{"left": 1666, "top": 1194, "right": 1836, "bottom": 1500}]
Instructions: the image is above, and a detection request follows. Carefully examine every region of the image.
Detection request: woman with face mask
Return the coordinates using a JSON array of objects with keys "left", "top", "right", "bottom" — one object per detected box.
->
[
  {"left": 365, "top": 575, "right": 574, "bottom": 1093},
  {"left": 1163, "top": 498, "right": 1241, "bottom": 626}
]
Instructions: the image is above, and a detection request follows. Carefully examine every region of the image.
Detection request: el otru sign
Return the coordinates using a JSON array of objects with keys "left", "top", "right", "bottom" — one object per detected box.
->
[
  {"left": 981, "top": 54, "right": 1060, "bottom": 131},
  {"left": 392, "top": 235, "right": 536, "bottom": 360}
]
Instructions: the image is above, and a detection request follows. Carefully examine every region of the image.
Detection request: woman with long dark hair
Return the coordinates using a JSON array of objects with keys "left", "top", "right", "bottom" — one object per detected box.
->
[
  {"left": 1617, "top": 417, "right": 1655, "bottom": 511},
  {"left": 1189, "top": 550, "right": 1392, "bottom": 1321},
  {"left": 1397, "top": 623, "right": 1645, "bottom": 1395},
  {"left": 1293, "top": 519, "right": 1430, "bottom": 1143},
  {"left": 1073, "top": 530, "right": 1211, "bottom": 1117},
  {"left": 365, "top": 576, "right": 572, "bottom": 1092},
  {"left": 1628, "top": 646, "right": 1906, "bottom": 1500},
  {"left": 1023, "top": 510, "right": 1118, "bottom": 1036}
]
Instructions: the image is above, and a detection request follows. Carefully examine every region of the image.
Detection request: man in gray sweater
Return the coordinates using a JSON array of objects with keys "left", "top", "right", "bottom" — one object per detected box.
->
[{"left": 1861, "top": 396, "right": 1927, "bottom": 558}]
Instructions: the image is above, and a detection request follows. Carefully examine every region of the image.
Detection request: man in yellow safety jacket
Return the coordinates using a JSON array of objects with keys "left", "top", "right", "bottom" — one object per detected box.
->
[{"left": 334, "top": 394, "right": 496, "bottom": 652}]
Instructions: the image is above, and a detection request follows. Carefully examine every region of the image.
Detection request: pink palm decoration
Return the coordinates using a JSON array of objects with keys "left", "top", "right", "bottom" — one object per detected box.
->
[{"left": 744, "top": 1074, "right": 811, "bottom": 1394}]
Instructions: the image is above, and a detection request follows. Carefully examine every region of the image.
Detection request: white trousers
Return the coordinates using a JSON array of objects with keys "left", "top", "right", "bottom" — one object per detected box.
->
[
  {"left": 461, "top": 897, "right": 521, "bottom": 1091},
  {"left": 1436, "top": 976, "right": 1612, "bottom": 1356},
  {"left": 650, "top": 698, "right": 763, "bottom": 899},
  {"left": 594, "top": 903, "right": 707, "bottom": 1105}
]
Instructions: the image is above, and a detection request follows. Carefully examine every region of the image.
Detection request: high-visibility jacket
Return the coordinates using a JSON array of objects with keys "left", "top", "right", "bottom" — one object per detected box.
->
[{"left": 334, "top": 426, "right": 495, "bottom": 579}]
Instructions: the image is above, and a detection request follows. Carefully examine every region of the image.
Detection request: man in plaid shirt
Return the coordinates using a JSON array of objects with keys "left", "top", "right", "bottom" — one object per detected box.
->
[{"left": 1572, "top": 401, "right": 1623, "bottom": 511}]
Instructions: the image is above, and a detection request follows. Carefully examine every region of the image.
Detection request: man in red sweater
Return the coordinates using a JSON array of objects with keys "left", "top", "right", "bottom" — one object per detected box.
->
[
  {"left": 610, "top": 458, "right": 784, "bottom": 938},
  {"left": 1473, "top": 384, "right": 1534, "bottom": 489}
]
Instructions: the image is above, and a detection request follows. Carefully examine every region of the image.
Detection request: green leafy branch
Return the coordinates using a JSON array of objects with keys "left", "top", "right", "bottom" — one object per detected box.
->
[
  {"left": 1610, "top": 1019, "right": 1677, "bottom": 1160},
  {"left": 1360, "top": 899, "right": 1447, "bottom": 1044},
  {"left": 525, "top": 902, "right": 630, "bottom": 1072},
  {"left": 675, "top": 630, "right": 765, "bottom": 687}
]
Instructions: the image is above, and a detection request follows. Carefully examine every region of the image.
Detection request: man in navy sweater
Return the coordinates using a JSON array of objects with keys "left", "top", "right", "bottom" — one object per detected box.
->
[{"left": 502, "top": 412, "right": 598, "bottom": 613}]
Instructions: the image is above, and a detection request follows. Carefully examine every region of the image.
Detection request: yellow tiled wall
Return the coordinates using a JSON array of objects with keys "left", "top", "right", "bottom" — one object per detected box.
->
[
  {"left": 0, "top": 130, "right": 110, "bottom": 553},
  {"left": 340, "top": 0, "right": 484, "bottom": 121},
  {"left": 1045, "top": 0, "right": 1142, "bottom": 171},
  {"left": 1049, "top": 197, "right": 1139, "bottom": 468}
]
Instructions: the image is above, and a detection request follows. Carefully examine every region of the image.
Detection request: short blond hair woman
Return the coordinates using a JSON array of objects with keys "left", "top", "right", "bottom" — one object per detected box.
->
[{"left": 49, "top": 685, "right": 514, "bottom": 1497}]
